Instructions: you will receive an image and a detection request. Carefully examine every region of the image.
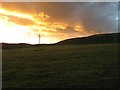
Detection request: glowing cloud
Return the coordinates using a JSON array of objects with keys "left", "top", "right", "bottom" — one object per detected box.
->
[
  {"left": 0, "top": 8, "right": 69, "bottom": 44},
  {"left": 1, "top": 2, "right": 117, "bottom": 44}
]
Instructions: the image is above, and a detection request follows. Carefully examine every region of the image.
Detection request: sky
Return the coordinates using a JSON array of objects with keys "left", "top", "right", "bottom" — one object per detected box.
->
[{"left": 0, "top": 2, "right": 118, "bottom": 44}]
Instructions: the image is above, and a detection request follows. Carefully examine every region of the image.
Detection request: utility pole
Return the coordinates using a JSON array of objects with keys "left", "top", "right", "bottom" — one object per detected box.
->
[
  {"left": 38, "top": 34, "right": 40, "bottom": 45},
  {"left": 37, "top": 34, "right": 41, "bottom": 50}
]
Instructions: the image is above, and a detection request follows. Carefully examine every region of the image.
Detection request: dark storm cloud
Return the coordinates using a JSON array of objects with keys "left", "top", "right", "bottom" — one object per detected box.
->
[
  {"left": 41, "top": 2, "right": 118, "bottom": 33},
  {"left": 118, "top": 2, "right": 120, "bottom": 32},
  {"left": 3, "top": 2, "right": 118, "bottom": 33},
  {"left": 74, "top": 2, "right": 118, "bottom": 33}
]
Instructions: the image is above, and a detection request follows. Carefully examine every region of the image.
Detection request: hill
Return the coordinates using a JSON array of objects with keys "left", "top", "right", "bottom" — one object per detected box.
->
[
  {"left": 56, "top": 33, "right": 120, "bottom": 45},
  {"left": 1, "top": 32, "right": 120, "bottom": 49},
  {"left": 1, "top": 43, "right": 54, "bottom": 50},
  {"left": 1, "top": 43, "right": 32, "bottom": 49}
]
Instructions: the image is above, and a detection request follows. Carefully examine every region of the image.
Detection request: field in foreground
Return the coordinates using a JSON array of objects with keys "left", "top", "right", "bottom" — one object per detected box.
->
[{"left": 3, "top": 44, "right": 119, "bottom": 88}]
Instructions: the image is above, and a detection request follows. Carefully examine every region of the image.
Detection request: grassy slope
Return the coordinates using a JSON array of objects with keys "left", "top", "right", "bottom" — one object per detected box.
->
[{"left": 3, "top": 44, "right": 119, "bottom": 88}]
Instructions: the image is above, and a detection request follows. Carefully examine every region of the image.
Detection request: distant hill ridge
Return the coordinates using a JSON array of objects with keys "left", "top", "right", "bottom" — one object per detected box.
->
[
  {"left": 56, "top": 33, "right": 120, "bottom": 45},
  {"left": 1, "top": 32, "right": 120, "bottom": 49}
]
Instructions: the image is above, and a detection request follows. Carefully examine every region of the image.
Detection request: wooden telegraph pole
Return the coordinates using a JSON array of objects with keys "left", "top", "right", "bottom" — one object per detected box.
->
[
  {"left": 39, "top": 34, "right": 40, "bottom": 45},
  {"left": 37, "top": 34, "right": 41, "bottom": 49}
]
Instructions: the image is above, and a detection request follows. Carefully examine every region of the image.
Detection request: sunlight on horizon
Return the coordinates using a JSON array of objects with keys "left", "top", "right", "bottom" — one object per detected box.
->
[{"left": 0, "top": 6, "right": 103, "bottom": 44}]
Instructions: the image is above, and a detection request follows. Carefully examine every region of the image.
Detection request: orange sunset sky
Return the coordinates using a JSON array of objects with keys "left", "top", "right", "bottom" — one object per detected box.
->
[{"left": 0, "top": 2, "right": 118, "bottom": 44}]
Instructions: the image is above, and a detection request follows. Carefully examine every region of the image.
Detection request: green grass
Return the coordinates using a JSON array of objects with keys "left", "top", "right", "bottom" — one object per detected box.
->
[{"left": 2, "top": 44, "right": 119, "bottom": 88}]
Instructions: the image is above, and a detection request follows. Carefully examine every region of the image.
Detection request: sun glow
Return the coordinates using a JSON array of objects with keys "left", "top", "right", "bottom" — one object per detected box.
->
[
  {"left": 0, "top": 17, "right": 33, "bottom": 43},
  {"left": 0, "top": 8, "right": 68, "bottom": 44},
  {"left": 0, "top": 7, "right": 92, "bottom": 44},
  {"left": 0, "top": 8, "right": 50, "bottom": 44}
]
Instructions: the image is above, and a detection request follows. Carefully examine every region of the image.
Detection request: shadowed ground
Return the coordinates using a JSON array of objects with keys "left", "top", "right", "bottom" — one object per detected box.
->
[{"left": 2, "top": 44, "right": 119, "bottom": 88}]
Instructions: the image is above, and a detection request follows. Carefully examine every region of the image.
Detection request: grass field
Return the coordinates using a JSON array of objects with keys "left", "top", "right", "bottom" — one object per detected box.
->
[{"left": 2, "top": 44, "right": 119, "bottom": 88}]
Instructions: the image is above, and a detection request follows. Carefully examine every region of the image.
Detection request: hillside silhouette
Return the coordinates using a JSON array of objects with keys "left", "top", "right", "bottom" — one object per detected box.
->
[
  {"left": 56, "top": 33, "right": 119, "bottom": 45},
  {"left": 2, "top": 32, "right": 119, "bottom": 49}
]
